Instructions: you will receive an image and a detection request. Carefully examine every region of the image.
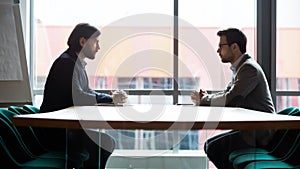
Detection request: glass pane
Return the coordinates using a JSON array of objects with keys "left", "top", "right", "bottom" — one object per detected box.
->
[
  {"left": 33, "top": 0, "right": 173, "bottom": 90},
  {"left": 276, "top": 0, "right": 300, "bottom": 91},
  {"left": 179, "top": 0, "right": 256, "bottom": 90},
  {"left": 276, "top": 96, "right": 300, "bottom": 111},
  {"left": 105, "top": 130, "right": 200, "bottom": 150}
]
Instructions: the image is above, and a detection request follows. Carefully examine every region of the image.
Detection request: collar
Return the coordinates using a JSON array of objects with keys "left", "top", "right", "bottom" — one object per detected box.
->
[
  {"left": 230, "top": 53, "right": 246, "bottom": 74},
  {"left": 78, "top": 57, "right": 87, "bottom": 68},
  {"left": 65, "top": 48, "right": 87, "bottom": 68}
]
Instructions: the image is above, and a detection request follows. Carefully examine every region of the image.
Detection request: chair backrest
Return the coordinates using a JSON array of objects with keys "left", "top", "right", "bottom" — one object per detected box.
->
[
  {"left": 289, "top": 107, "right": 300, "bottom": 116},
  {"left": 23, "top": 104, "right": 40, "bottom": 114},
  {"left": 277, "top": 107, "right": 300, "bottom": 115},
  {"left": 267, "top": 107, "right": 300, "bottom": 164},
  {"left": 0, "top": 110, "right": 34, "bottom": 163},
  {"left": 262, "top": 107, "right": 300, "bottom": 155},
  {"left": 8, "top": 105, "right": 31, "bottom": 115},
  {"left": 280, "top": 107, "right": 300, "bottom": 166},
  {"left": 0, "top": 108, "right": 47, "bottom": 156},
  {"left": 0, "top": 116, "right": 65, "bottom": 169}
]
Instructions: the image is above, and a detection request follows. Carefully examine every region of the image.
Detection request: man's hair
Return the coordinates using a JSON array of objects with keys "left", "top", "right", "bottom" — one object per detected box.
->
[
  {"left": 217, "top": 28, "right": 247, "bottom": 53},
  {"left": 67, "top": 23, "right": 101, "bottom": 52}
]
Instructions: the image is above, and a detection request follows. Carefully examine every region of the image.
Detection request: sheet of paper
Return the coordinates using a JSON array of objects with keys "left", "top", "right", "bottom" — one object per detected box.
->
[{"left": 0, "top": 4, "right": 23, "bottom": 80}]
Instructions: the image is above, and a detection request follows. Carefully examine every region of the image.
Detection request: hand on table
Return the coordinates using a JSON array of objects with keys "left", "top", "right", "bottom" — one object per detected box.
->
[
  {"left": 111, "top": 90, "right": 128, "bottom": 105},
  {"left": 191, "top": 89, "right": 207, "bottom": 106}
]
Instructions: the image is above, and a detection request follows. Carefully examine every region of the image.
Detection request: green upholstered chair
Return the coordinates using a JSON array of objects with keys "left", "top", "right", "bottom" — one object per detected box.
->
[
  {"left": 23, "top": 104, "right": 40, "bottom": 114},
  {"left": 277, "top": 107, "right": 300, "bottom": 116},
  {"left": 0, "top": 108, "right": 67, "bottom": 160},
  {"left": 1, "top": 108, "right": 90, "bottom": 168},
  {"left": 7, "top": 106, "right": 55, "bottom": 154},
  {"left": 229, "top": 107, "right": 300, "bottom": 162},
  {"left": 0, "top": 135, "right": 65, "bottom": 169},
  {"left": 230, "top": 107, "right": 300, "bottom": 169},
  {"left": 8, "top": 105, "right": 32, "bottom": 114},
  {"left": 0, "top": 136, "right": 66, "bottom": 169},
  {"left": 233, "top": 132, "right": 300, "bottom": 168},
  {"left": 0, "top": 109, "right": 65, "bottom": 169}
]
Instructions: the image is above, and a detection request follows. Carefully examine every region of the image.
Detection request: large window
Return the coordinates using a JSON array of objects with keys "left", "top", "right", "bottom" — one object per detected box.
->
[{"left": 276, "top": 0, "right": 300, "bottom": 111}]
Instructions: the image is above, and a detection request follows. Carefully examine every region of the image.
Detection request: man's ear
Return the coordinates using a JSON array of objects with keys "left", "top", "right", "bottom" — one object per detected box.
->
[
  {"left": 231, "top": 43, "right": 239, "bottom": 51},
  {"left": 79, "top": 37, "right": 86, "bottom": 47}
]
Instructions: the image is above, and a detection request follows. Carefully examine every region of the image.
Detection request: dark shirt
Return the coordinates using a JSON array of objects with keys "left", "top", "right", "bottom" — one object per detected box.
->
[{"left": 40, "top": 48, "right": 112, "bottom": 113}]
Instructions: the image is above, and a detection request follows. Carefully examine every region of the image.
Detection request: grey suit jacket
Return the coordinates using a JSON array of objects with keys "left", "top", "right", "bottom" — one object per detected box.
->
[{"left": 200, "top": 54, "right": 276, "bottom": 146}]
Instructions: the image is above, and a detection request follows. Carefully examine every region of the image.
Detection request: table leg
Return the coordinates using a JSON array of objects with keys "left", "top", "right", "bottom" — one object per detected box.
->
[
  {"left": 98, "top": 129, "right": 101, "bottom": 169},
  {"left": 65, "top": 128, "right": 68, "bottom": 169}
]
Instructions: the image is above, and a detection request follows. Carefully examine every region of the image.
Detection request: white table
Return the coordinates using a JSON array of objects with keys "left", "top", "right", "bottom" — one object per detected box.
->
[{"left": 13, "top": 104, "right": 300, "bottom": 130}]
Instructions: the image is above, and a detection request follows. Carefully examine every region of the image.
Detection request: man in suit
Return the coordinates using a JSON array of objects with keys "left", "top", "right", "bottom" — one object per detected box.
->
[
  {"left": 40, "top": 23, "right": 115, "bottom": 169},
  {"left": 191, "top": 28, "right": 275, "bottom": 169}
]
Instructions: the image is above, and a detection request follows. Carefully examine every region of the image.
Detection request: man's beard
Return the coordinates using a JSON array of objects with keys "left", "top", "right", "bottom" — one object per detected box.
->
[
  {"left": 81, "top": 47, "right": 95, "bottom": 60},
  {"left": 221, "top": 57, "right": 230, "bottom": 63}
]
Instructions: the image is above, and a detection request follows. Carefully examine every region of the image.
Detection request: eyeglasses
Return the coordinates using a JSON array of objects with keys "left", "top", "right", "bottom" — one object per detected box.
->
[{"left": 218, "top": 43, "right": 231, "bottom": 49}]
